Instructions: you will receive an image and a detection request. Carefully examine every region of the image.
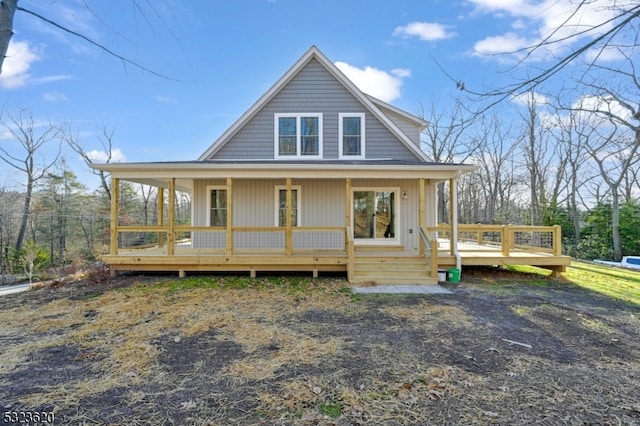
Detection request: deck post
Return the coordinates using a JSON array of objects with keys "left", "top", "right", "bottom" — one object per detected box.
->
[
  {"left": 345, "top": 178, "right": 351, "bottom": 234},
  {"left": 285, "top": 177, "right": 292, "bottom": 256},
  {"left": 345, "top": 178, "right": 353, "bottom": 281},
  {"left": 157, "top": 187, "right": 164, "bottom": 248},
  {"left": 449, "top": 177, "right": 461, "bottom": 270},
  {"left": 167, "top": 178, "right": 175, "bottom": 256},
  {"left": 502, "top": 225, "right": 510, "bottom": 256},
  {"left": 418, "top": 178, "right": 425, "bottom": 256},
  {"left": 110, "top": 177, "right": 119, "bottom": 255},
  {"left": 226, "top": 177, "right": 233, "bottom": 255},
  {"left": 553, "top": 225, "right": 562, "bottom": 256}
]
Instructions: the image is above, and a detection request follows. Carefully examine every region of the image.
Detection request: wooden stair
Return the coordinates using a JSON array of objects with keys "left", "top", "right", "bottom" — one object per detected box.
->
[{"left": 350, "top": 255, "right": 437, "bottom": 285}]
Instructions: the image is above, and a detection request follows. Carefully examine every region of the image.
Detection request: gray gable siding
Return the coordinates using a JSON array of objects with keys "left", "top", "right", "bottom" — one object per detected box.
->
[
  {"left": 379, "top": 107, "right": 423, "bottom": 148},
  {"left": 211, "top": 59, "right": 420, "bottom": 161}
]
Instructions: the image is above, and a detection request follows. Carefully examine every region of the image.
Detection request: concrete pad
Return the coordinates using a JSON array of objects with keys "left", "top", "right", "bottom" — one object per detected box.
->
[{"left": 351, "top": 284, "right": 453, "bottom": 295}]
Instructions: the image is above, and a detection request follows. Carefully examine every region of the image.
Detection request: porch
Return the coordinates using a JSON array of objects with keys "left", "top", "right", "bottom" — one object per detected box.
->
[
  {"left": 103, "top": 173, "right": 569, "bottom": 284},
  {"left": 104, "top": 223, "right": 570, "bottom": 282}
]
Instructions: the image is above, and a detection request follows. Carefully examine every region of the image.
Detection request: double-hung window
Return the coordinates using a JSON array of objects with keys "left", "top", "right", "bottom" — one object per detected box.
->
[
  {"left": 207, "top": 186, "right": 227, "bottom": 226},
  {"left": 339, "top": 113, "right": 365, "bottom": 159},
  {"left": 275, "top": 186, "right": 301, "bottom": 227},
  {"left": 275, "top": 114, "right": 322, "bottom": 158}
]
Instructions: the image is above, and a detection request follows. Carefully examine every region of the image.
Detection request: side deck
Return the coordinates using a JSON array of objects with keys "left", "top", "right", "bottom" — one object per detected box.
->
[{"left": 104, "top": 224, "right": 570, "bottom": 282}]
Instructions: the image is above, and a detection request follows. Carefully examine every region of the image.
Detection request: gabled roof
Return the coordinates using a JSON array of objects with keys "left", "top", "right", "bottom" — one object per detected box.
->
[{"left": 198, "top": 46, "right": 430, "bottom": 162}]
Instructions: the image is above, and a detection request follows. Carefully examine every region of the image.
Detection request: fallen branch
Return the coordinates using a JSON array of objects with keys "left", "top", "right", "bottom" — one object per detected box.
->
[{"left": 501, "top": 338, "right": 532, "bottom": 349}]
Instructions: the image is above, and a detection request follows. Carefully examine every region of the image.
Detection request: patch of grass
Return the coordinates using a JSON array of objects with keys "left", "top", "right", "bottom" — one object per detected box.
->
[
  {"left": 317, "top": 401, "right": 343, "bottom": 418},
  {"left": 563, "top": 261, "right": 640, "bottom": 305}
]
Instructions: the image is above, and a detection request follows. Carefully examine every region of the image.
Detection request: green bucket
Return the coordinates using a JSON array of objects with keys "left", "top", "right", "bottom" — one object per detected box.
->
[{"left": 447, "top": 268, "right": 460, "bottom": 283}]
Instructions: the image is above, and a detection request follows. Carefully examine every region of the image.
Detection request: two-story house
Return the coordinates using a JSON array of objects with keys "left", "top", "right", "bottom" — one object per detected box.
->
[{"left": 93, "top": 46, "right": 568, "bottom": 283}]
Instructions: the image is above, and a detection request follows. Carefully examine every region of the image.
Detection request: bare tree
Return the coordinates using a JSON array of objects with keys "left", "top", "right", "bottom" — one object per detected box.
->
[
  {"left": 453, "top": 2, "right": 640, "bottom": 113},
  {"left": 0, "top": 0, "right": 18, "bottom": 74},
  {"left": 470, "top": 114, "right": 519, "bottom": 223},
  {"left": 0, "top": 1, "right": 175, "bottom": 77},
  {"left": 0, "top": 109, "right": 61, "bottom": 250},
  {"left": 65, "top": 125, "right": 117, "bottom": 201},
  {"left": 418, "top": 99, "right": 477, "bottom": 222}
]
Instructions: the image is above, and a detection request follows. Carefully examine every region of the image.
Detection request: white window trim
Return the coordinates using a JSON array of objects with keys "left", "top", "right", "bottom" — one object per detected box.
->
[
  {"left": 351, "top": 187, "right": 400, "bottom": 245},
  {"left": 274, "top": 185, "right": 301, "bottom": 227},
  {"left": 206, "top": 185, "right": 227, "bottom": 227},
  {"left": 274, "top": 113, "right": 323, "bottom": 159},
  {"left": 339, "top": 113, "right": 365, "bottom": 159}
]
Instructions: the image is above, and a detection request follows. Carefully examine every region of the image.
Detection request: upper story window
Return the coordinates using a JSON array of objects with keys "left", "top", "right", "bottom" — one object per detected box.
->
[
  {"left": 339, "top": 113, "right": 365, "bottom": 159},
  {"left": 275, "top": 114, "right": 323, "bottom": 158}
]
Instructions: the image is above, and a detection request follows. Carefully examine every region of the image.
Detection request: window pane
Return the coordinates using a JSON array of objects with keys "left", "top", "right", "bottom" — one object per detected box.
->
[
  {"left": 278, "top": 189, "right": 298, "bottom": 227},
  {"left": 278, "top": 117, "right": 297, "bottom": 156},
  {"left": 210, "top": 189, "right": 227, "bottom": 226},
  {"left": 211, "top": 209, "right": 227, "bottom": 226},
  {"left": 301, "top": 117, "right": 319, "bottom": 155},
  {"left": 343, "top": 117, "right": 361, "bottom": 156},
  {"left": 343, "top": 117, "right": 360, "bottom": 136}
]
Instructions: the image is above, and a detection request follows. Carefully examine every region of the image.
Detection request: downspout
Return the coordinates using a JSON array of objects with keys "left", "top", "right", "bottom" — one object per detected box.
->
[{"left": 449, "top": 174, "right": 461, "bottom": 271}]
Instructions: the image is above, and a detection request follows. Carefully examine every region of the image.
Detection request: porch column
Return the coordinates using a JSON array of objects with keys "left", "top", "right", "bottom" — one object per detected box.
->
[
  {"left": 285, "top": 177, "right": 292, "bottom": 256},
  {"left": 167, "top": 178, "right": 175, "bottom": 256},
  {"left": 226, "top": 177, "right": 233, "bottom": 255},
  {"left": 157, "top": 187, "right": 164, "bottom": 247},
  {"left": 345, "top": 178, "right": 351, "bottom": 232},
  {"left": 110, "top": 177, "right": 119, "bottom": 255},
  {"left": 449, "top": 176, "right": 461, "bottom": 269},
  {"left": 418, "top": 178, "right": 426, "bottom": 255}
]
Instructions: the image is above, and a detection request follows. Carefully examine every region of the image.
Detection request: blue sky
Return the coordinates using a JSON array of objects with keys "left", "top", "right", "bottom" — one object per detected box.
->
[{"left": 0, "top": 0, "right": 625, "bottom": 190}]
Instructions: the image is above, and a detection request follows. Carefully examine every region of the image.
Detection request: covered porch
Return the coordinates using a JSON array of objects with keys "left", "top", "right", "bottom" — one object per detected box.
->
[{"left": 102, "top": 166, "right": 570, "bottom": 282}]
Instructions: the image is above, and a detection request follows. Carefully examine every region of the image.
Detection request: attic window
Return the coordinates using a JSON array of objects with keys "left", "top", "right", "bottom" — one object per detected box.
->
[
  {"left": 275, "top": 114, "right": 323, "bottom": 158},
  {"left": 339, "top": 113, "right": 365, "bottom": 159}
]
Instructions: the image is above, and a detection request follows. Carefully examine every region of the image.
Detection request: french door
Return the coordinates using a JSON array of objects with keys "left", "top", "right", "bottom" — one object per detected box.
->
[{"left": 353, "top": 189, "right": 397, "bottom": 241}]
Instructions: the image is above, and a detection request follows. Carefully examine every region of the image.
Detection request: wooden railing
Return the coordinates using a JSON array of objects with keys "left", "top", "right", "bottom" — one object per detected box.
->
[
  {"left": 419, "top": 227, "right": 439, "bottom": 280},
  {"left": 346, "top": 227, "right": 355, "bottom": 282},
  {"left": 112, "top": 225, "right": 349, "bottom": 256},
  {"left": 427, "top": 224, "right": 562, "bottom": 256}
]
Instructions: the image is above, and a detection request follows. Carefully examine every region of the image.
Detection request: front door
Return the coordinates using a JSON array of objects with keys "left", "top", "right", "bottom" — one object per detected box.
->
[{"left": 353, "top": 190, "right": 396, "bottom": 241}]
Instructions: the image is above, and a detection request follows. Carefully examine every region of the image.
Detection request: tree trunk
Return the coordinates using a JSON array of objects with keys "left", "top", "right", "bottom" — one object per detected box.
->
[
  {"left": 0, "top": 0, "right": 18, "bottom": 74},
  {"left": 15, "top": 172, "right": 32, "bottom": 251},
  {"left": 611, "top": 186, "right": 623, "bottom": 261}
]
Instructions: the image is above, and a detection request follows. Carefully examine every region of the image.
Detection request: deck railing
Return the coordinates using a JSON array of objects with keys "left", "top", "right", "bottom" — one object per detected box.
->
[
  {"left": 113, "top": 225, "right": 348, "bottom": 255},
  {"left": 419, "top": 227, "right": 439, "bottom": 280},
  {"left": 112, "top": 223, "right": 562, "bottom": 260},
  {"left": 426, "top": 224, "right": 562, "bottom": 256}
]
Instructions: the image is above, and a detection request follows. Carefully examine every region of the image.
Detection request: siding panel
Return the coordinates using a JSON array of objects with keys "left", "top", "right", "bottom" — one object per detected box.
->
[{"left": 212, "top": 59, "right": 421, "bottom": 161}]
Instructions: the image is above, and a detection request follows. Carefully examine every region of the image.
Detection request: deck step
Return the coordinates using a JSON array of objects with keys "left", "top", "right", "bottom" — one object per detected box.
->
[{"left": 351, "top": 256, "right": 437, "bottom": 285}]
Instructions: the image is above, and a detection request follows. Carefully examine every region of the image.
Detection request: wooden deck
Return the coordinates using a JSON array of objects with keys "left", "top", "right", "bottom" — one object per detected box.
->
[{"left": 104, "top": 224, "right": 570, "bottom": 281}]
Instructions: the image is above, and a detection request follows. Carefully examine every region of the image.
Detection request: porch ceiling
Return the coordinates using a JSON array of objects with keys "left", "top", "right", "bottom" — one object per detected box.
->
[{"left": 91, "top": 160, "right": 478, "bottom": 184}]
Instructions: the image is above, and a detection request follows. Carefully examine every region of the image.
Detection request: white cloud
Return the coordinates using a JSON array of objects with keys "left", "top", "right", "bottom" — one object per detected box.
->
[
  {"left": 0, "top": 40, "right": 41, "bottom": 89},
  {"left": 468, "top": 0, "right": 622, "bottom": 62},
  {"left": 334, "top": 61, "right": 410, "bottom": 103},
  {"left": 472, "top": 32, "right": 530, "bottom": 56},
  {"left": 86, "top": 148, "right": 126, "bottom": 163},
  {"left": 43, "top": 92, "right": 69, "bottom": 102},
  {"left": 393, "top": 21, "right": 455, "bottom": 41},
  {"left": 573, "top": 95, "right": 632, "bottom": 121}
]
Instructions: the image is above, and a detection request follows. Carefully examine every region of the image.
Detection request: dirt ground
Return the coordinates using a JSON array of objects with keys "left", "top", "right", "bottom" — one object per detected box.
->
[{"left": 0, "top": 267, "right": 639, "bottom": 425}]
